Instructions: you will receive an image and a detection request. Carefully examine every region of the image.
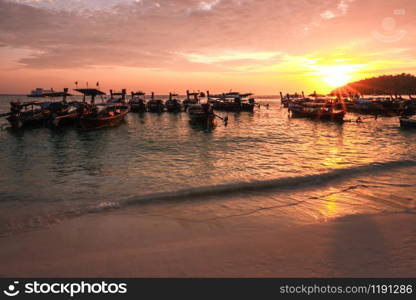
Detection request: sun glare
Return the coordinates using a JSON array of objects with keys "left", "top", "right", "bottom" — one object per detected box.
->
[{"left": 317, "top": 65, "right": 358, "bottom": 88}]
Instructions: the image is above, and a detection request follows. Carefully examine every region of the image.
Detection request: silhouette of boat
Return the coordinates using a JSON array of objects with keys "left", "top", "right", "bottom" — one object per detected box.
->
[
  {"left": 129, "top": 91, "right": 146, "bottom": 112},
  {"left": 147, "top": 92, "right": 165, "bottom": 113},
  {"left": 165, "top": 93, "right": 182, "bottom": 112}
]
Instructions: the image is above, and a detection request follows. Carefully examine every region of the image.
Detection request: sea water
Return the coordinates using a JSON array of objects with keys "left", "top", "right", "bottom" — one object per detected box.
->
[{"left": 0, "top": 95, "right": 415, "bottom": 235}]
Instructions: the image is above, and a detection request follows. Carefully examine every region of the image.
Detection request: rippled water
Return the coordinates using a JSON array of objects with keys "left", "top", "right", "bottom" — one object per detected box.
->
[{"left": 0, "top": 94, "right": 415, "bottom": 235}]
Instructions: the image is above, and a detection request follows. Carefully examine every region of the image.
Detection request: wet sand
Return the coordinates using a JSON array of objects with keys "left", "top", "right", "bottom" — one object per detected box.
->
[{"left": 0, "top": 206, "right": 415, "bottom": 277}]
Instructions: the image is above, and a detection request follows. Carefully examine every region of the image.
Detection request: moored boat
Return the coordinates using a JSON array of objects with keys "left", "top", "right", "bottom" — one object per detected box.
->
[
  {"left": 43, "top": 88, "right": 80, "bottom": 127},
  {"left": 288, "top": 102, "right": 345, "bottom": 122},
  {"left": 207, "top": 91, "right": 256, "bottom": 112},
  {"left": 129, "top": 91, "right": 146, "bottom": 112},
  {"left": 183, "top": 90, "right": 200, "bottom": 111},
  {"left": 165, "top": 93, "right": 182, "bottom": 112},
  {"left": 147, "top": 92, "right": 165, "bottom": 113},
  {"left": 6, "top": 101, "right": 51, "bottom": 128},
  {"left": 188, "top": 103, "right": 215, "bottom": 126},
  {"left": 107, "top": 89, "right": 127, "bottom": 104},
  {"left": 400, "top": 117, "right": 416, "bottom": 129},
  {"left": 78, "top": 104, "right": 129, "bottom": 130},
  {"left": 74, "top": 88, "right": 129, "bottom": 130}
]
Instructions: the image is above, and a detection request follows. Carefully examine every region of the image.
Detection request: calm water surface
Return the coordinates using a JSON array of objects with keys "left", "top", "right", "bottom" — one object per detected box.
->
[{"left": 0, "top": 95, "right": 415, "bottom": 235}]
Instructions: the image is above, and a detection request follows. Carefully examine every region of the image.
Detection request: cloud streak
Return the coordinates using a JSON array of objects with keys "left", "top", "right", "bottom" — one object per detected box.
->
[{"left": 0, "top": 0, "right": 415, "bottom": 93}]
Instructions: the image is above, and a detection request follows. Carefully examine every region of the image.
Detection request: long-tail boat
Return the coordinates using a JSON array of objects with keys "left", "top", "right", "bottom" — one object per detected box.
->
[
  {"left": 346, "top": 96, "right": 416, "bottom": 116},
  {"left": 183, "top": 90, "right": 200, "bottom": 111},
  {"left": 107, "top": 89, "right": 127, "bottom": 104},
  {"left": 165, "top": 93, "right": 182, "bottom": 112},
  {"left": 188, "top": 103, "right": 215, "bottom": 126},
  {"left": 146, "top": 92, "right": 165, "bottom": 113},
  {"left": 129, "top": 91, "right": 146, "bottom": 112},
  {"left": 75, "top": 88, "right": 129, "bottom": 130},
  {"left": 280, "top": 91, "right": 306, "bottom": 107},
  {"left": 42, "top": 88, "right": 81, "bottom": 127},
  {"left": 288, "top": 102, "right": 345, "bottom": 122},
  {"left": 207, "top": 91, "right": 256, "bottom": 112},
  {"left": 6, "top": 101, "right": 51, "bottom": 128},
  {"left": 400, "top": 116, "right": 416, "bottom": 129}
]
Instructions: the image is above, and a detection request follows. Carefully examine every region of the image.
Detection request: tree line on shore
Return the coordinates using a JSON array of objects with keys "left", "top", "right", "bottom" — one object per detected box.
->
[{"left": 332, "top": 73, "right": 416, "bottom": 96}]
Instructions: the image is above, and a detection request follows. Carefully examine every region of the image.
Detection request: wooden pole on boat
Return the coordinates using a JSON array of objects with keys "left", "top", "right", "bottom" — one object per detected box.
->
[
  {"left": 110, "top": 89, "right": 113, "bottom": 100},
  {"left": 302, "top": 91, "right": 305, "bottom": 99},
  {"left": 122, "top": 89, "right": 126, "bottom": 102},
  {"left": 63, "top": 88, "right": 68, "bottom": 103},
  {"left": 186, "top": 90, "right": 190, "bottom": 101},
  {"left": 207, "top": 90, "right": 210, "bottom": 99},
  {"left": 151, "top": 92, "right": 154, "bottom": 100}
]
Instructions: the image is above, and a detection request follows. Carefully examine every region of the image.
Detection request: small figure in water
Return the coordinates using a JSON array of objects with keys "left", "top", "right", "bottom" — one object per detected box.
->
[{"left": 356, "top": 116, "right": 362, "bottom": 123}]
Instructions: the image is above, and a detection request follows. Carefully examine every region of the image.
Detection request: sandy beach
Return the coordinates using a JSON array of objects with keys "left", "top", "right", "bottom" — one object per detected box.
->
[{"left": 0, "top": 205, "right": 415, "bottom": 277}]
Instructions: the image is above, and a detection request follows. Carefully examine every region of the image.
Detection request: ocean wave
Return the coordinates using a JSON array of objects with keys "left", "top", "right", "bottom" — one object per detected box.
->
[
  {"left": 120, "top": 158, "right": 416, "bottom": 206},
  {"left": 1, "top": 158, "right": 415, "bottom": 237}
]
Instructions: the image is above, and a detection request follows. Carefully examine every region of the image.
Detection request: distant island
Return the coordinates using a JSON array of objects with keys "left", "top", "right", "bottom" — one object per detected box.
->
[{"left": 332, "top": 73, "right": 416, "bottom": 96}]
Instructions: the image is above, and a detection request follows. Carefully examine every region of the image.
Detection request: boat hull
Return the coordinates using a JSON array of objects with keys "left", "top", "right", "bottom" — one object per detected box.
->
[
  {"left": 211, "top": 101, "right": 254, "bottom": 112},
  {"left": 400, "top": 118, "right": 416, "bottom": 129},
  {"left": 130, "top": 103, "right": 147, "bottom": 112},
  {"left": 165, "top": 101, "right": 182, "bottom": 113},
  {"left": 189, "top": 114, "right": 215, "bottom": 126},
  {"left": 7, "top": 112, "right": 50, "bottom": 129},
  {"left": 78, "top": 110, "right": 129, "bottom": 130},
  {"left": 290, "top": 108, "right": 345, "bottom": 122},
  {"left": 51, "top": 112, "right": 78, "bottom": 127}
]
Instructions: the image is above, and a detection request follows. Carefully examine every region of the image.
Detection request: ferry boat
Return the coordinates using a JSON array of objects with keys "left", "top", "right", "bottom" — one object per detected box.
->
[{"left": 27, "top": 88, "right": 52, "bottom": 98}]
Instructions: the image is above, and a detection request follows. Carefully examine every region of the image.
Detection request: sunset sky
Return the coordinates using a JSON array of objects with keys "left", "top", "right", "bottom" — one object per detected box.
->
[{"left": 0, "top": 0, "right": 415, "bottom": 94}]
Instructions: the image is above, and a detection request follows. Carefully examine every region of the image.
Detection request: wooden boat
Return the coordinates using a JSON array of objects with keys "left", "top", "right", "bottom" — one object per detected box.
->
[
  {"left": 288, "top": 103, "right": 345, "bottom": 122},
  {"left": 207, "top": 91, "right": 256, "bottom": 112},
  {"left": 348, "top": 97, "right": 404, "bottom": 116},
  {"left": 147, "top": 92, "right": 165, "bottom": 113},
  {"left": 165, "top": 93, "right": 182, "bottom": 112},
  {"left": 107, "top": 89, "right": 127, "bottom": 104},
  {"left": 42, "top": 88, "right": 81, "bottom": 127},
  {"left": 74, "top": 88, "right": 128, "bottom": 129},
  {"left": 78, "top": 104, "right": 129, "bottom": 130},
  {"left": 188, "top": 103, "right": 215, "bottom": 126},
  {"left": 183, "top": 90, "right": 200, "bottom": 111},
  {"left": 50, "top": 102, "right": 81, "bottom": 127},
  {"left": 6, "top": 101, "right": 51, "bottom": 128},
  {"left": 129, "top": 91, "right": 146, "bottom": 112},
  {"left": 400, "top": 117, "right": 416, "bottom": 129}
]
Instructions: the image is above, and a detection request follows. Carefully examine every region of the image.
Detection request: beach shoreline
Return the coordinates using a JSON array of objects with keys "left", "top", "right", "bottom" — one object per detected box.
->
[{"left": 0, "top": 204, "right": 415, "bottom": 278}]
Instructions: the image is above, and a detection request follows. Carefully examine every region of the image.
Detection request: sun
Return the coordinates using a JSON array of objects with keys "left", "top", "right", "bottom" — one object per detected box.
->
[{"left": 317, "top": 65, "right": 357, "bottom": 88}]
